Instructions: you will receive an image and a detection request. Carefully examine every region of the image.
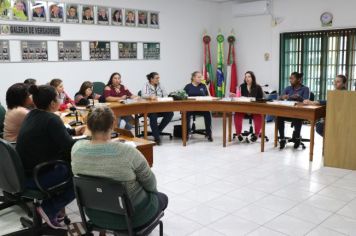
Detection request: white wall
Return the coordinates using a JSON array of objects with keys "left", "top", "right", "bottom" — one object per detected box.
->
[
  {"left": 218, "top": 0, "right": 356, "bottom": 92},
  {"left": 0, "top": 0, "right": 218, "bottom": 105}
]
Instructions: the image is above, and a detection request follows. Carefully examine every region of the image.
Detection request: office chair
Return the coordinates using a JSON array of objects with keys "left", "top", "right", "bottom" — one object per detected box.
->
[
  {"left": 92, "top": 82, "right": 106, "bottom": 96},
  {"left": 0, "top": 138, "right": 71, "bottom": 236},
  {"left": 73, "top": 175, "right": 164, "bottom": 236},
  {"left": 134, "top": 91, "right": 173, "bottom": 140},
  {"left": 279, "top": 92, "right": 315, "bottom": 149},
  {"left": 190, "top": 114, "right": 207, "bottom": 136},
  {"left": 233, "top": 114, "right": 269, "bottom": 143}
]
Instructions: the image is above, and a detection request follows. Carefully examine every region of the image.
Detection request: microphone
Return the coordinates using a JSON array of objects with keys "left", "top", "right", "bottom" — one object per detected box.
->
[{"left": 68, "top": 106, "right": 83, "bottom": 126}]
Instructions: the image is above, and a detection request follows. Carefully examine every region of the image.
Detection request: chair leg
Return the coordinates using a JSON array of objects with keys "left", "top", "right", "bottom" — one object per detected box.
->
[{"left": 159, "top": 221, "right": 163, "bottom": 236}]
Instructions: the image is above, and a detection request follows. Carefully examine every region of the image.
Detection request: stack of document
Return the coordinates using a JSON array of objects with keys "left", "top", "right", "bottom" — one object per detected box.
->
[
  {"left": 232, "top": 96, "right": 256, "bottom": 102},
  {"left": 267, "top": 100, "right": 297, "bottom": 106},
  {"left": 188, "top": 96, "right": 214, "bottom": 101}
]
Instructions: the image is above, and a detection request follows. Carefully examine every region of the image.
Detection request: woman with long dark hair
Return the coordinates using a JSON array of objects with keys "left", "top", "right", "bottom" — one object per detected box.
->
[
  {"left": 103, "top": 72, "right": 137, "bottom": 130},
  {"left": 231, "top": 71, "right": 264, "bottom": 142}
]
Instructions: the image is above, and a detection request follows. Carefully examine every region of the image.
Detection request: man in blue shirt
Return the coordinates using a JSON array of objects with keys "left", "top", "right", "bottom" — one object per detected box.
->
[{"left": 278, "top": 72, "right": 310, "bottom": 149}]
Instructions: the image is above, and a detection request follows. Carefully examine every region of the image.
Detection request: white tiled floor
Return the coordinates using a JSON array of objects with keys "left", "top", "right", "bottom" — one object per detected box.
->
[{"left": 1, "top": 118, "right": 356, "bottom": 235}]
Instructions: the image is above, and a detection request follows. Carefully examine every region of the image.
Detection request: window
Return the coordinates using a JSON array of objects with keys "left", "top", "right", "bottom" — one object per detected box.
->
[{"left": 280, "top": 29, "right": 356, "bottom": 100}]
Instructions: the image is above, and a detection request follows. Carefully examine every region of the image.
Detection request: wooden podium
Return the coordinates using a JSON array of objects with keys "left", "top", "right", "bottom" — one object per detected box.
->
[{"left": 324, "top": 91, "right": 356, "bottom": 170}]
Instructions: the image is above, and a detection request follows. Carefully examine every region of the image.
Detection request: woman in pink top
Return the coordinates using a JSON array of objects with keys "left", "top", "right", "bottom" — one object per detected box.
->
[
  {"left": 4, "top": 83, "right": 33, "bottom": 142},
  {"left": 103, "top": 72, "right": 137, "bottom": 130},
  {"left": 50, "top": 78, "right": 74, "bottom": 111}
]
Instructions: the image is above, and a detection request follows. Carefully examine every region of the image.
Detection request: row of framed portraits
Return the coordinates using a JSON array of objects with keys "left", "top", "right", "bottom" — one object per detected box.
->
[
  {"left": 0, "top": 40, "right": 160, "bottom": 62},
  {"left": 0, "top": 0, "right": 160, "bottom": 28}
]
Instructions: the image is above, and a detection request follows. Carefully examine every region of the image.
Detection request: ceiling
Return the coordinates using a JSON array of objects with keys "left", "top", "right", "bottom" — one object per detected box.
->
[{"left": 202, "top": 0, "right": 265, "bottom": 3}]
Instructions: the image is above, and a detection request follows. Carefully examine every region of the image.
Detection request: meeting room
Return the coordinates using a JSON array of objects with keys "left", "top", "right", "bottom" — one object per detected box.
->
[{"left": 1, "top": 0, "right": 356, "bottom": 235}]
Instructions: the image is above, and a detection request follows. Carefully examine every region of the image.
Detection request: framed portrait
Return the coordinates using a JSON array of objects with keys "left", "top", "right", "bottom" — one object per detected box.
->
[
  {"left": 81, "top": 5, "right": 94, "bottom": 24},
  {"left": 48, "top": 2, "right": 63, "bottom": 22},
  {"left": 118, "top": 42, "right": 137, "bottom": 59},
  {"left": 149, "top": 12, "right": 159, "bottom": 28},
  {"left": 111, "top": 8, "right": 122, "bottom": 26},
  {"left": 89, "top": 41, "right": 110, "bottom": 61},
  {"left": 66, "top": 3, "right": 79, "bottom": 23},
  {"left": 12, "top": 0, "right": 28, "bottom": 21},
  {"left": 58, "top": 41, "right": 81, "bottom": 61},
  {"left": 0, "top": 40, "right": 10, "bottom": 62},
  {"left": 0, "top": 0, "right": 11, "bottom": 20},
  {"left": 21, "top": 40, "right": 48, "bottom": 62},
  {"left": 137, "top": 10, "right": 148, "bottom": 27},
  {"left": 97, "top": 6, "right": 109, "bottom": 25},
  {"left": 124, "top": 9, "right": 136, "bottom": 27},
  {"left": 30, "top": 1, "right": 46, "bottom": 22},
  {"left": 143, "top": 42, "right": 160, "bottom": 60}
]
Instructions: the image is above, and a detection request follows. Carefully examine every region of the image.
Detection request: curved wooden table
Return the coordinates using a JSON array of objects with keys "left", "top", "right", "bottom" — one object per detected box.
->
[{"left": 109, "top": 99, "right": 326, "bottom": 161}]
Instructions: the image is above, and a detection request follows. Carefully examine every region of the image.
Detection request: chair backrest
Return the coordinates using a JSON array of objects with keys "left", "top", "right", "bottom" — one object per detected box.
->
[
  {"left": 0, "top": 139, "right": 26, "bottom": 194},
  {"left": 92, "top": 82, "right": 106, "bottom": 96},
  {"left": 310, "top": 92, "right": 315, "bottom": 101},
  {"left": 0, "top": 103, "right": 6, "bottom": 133},
  {"left": 73, "top": 175, "right": 134, "bottom": 216}
]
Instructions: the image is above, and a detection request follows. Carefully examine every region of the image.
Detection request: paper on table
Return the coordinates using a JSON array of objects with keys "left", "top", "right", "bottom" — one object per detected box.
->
[
  {"left": 267, "top": 100, "right": 297, "bottom": 106},
  {"left": 232, "top": 96, "right": 256, "bottom": 102},
  {"left": 188, "top": 96, "right": 214, "bottom": 101},
  {"left": 220, "top": 97, "right": 233, "bottom": 102},
  {"left": 157, "top": 97, "right": 174, "bottom": 102},
  {"left": 72, "top": 135, "right": 88, "bottom": 140}
]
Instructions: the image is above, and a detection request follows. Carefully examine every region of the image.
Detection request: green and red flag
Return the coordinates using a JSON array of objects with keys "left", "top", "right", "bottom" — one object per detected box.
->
[
  {"left": 203, "top": 35, "right": 216, "bottom": 96},
  {"left": 216, "top": 34, "right": 225, "bottom": 98},
  {"left": 226, "top": 35, "right": 238, "bottom": 96}
]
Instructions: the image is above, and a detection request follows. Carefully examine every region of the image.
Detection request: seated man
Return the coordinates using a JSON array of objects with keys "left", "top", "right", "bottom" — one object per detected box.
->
[
  {"left": 278, "top": 72, "right": 310, "bottom": 149},
  {"left": 304, "top": 74, "right": 348, "bottom": 137},
  {"left": 184, "top": 71, "right": 212, "bottom": 141},
  {"left": 141, "top": 72, "right": 174, "bottom": 145}
]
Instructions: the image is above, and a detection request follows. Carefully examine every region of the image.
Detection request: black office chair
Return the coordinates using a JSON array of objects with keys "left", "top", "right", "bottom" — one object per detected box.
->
[
  {"left": 134, "top": 91, "right": 173, "bottom": 140},
  {"left": 278, "top": 92, "right": 315, "bottom": 149},
  {"left": 190, "top": 114, "right": 207, "bottom": 137},
  {"left": 233, "top": 114, "right": 269, "bottom": 143},
  {"left": 0, "top": 138, "right": 71, "bottom": 236},
  {"left": 73, "top": 175, "right": 164, "bottom": 236}
]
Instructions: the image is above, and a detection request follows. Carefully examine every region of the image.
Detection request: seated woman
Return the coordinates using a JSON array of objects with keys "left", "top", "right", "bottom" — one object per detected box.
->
[
  {"left": 183, "top": 71, "right": 213, "bottom": 141},
  {"left": 230, "top": 71, "right": 264, "bottom": 142},
  {"left": 16, "top": 85, "right": 85, "bottom": 229},
  {"left": 141, "top": 72, "right": 174, "bottom": 145},
  {"left": 50, "top": 78, "right": 74, "bottom": 111},
  {"left": 304, "top": 74, "right": 348, "bottom": 137},
  {"left": 71, "top": 107, "right": 168, "bottom": 231},
  {"left": 74, "top": 81, "right": 101, "bottom": 106},
  {"left": 3, "top": 83, "right": 33, "bottom": 142},
  {"left": 103, "top": 72, "right": 137, "bottom": 130}
]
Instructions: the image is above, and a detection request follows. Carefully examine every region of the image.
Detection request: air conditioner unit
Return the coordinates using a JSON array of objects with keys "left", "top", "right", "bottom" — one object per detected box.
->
[{"left": 232, "top": 0, "right": 271, "bottom": 17}]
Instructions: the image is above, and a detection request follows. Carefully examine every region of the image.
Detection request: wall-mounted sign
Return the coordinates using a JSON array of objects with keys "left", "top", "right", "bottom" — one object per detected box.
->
[
  {"left": 58, "top": 41, "right": 81, "bottom": 61},
  {"left": 0, "top": 24, "right": 60, "bottom": 36},
  {"left": 118, "top": 42, "right": 137, "bottom": 59},
  {"left": 21, "top": 40, "right": 48, "bottom": 62},
  {"left": 89, "top": 41, "right": 110, "bottom": 60},
  {"left": 143, "top": 42, "right": 160, "bottom": 60},
  {"left": 0, "top": 40, "right": 10, "bottom": 62}
]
